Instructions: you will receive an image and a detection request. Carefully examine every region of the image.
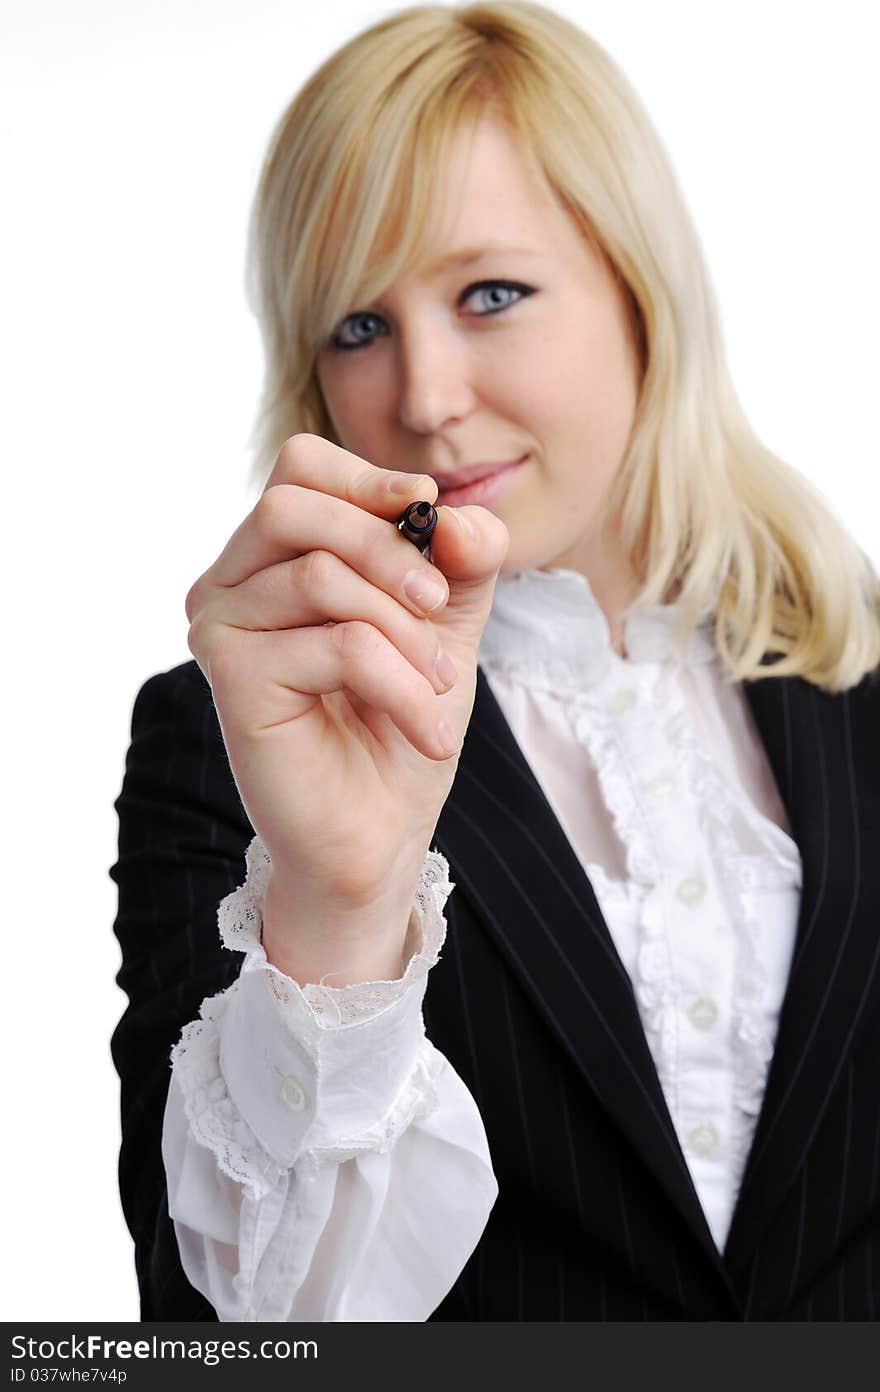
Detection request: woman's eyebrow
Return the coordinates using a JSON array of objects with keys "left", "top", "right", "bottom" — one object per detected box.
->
[{"left": 420, "top": 243, "right": 545, "bottom": 275}]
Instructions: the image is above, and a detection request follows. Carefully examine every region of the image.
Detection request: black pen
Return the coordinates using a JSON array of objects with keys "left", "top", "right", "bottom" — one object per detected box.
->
[{"left": 397, "top": 500, "right": 438, "bottom": 563}]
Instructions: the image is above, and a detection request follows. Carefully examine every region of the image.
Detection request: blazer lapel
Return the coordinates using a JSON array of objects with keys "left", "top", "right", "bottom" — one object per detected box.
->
[
  {"left": 722, "top": 666, "right": 880, "bottom": 1283},
  {"left": 435, "top": 666, "right": 736, "bottom": 1290}
]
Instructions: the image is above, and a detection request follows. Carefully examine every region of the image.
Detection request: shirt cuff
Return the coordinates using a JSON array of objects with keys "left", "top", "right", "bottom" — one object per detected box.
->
[{"left": 173, "top": 834, "right": 455, "bottom": 1176}]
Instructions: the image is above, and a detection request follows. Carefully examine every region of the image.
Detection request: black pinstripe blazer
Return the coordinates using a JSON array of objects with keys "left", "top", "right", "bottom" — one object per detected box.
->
[{"left": 111, "top": 655, "right": 880, "bottom": 1320}]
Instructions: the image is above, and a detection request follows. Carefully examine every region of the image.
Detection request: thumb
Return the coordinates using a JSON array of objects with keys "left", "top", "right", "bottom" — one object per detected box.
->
[{"left": 429, "top": 503, "right": 510, "bottom": 633}]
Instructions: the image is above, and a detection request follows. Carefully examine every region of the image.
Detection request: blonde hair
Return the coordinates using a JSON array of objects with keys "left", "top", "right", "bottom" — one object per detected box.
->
[{"left": 244, "top": 0, "right": 880, "bottom": 692}]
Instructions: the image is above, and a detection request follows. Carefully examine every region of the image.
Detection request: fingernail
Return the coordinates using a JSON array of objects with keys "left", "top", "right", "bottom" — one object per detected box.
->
[
  {"left": 449, "top": 506, "right": 475, "bottom": 538},
  {"left": 404, "top": 569, "right": 446, "bottom": 612},
  {"left": 435, "top": 646, "right": 458, "bottom": 687},
  {"left": 386, "top": 471, "right": 422, "bottom": 495}
]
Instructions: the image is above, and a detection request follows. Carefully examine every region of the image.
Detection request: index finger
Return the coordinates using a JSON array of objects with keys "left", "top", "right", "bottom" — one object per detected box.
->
[
  {"left": 191, "top": 433, "right": 440, "bottom": 600},
  {"left": 264, "top": 433, "right": 438, "bottom": 517}
]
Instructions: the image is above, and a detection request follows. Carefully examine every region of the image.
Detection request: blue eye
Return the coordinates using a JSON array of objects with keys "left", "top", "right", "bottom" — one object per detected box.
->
[
  {"left": 329, "top": 280, "right": 535, "bottom": 352},
  {"left": 331, "top": 311, "right": 388, "bottom": 351},
  {"left": 464, "top": 282, "right": 527, "bottom": 313}
]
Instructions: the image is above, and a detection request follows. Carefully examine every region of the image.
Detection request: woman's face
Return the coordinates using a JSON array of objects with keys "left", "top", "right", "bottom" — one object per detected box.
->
[{"left": 315, "top": 114, "right": 645, "bottom": 592}]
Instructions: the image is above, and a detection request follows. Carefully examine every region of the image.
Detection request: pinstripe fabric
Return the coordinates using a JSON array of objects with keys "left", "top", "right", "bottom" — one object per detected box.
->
[
  {"left": 111, "top": 666, "right": 252, "bottom": 1320},
  {"left": 111, "top": 656, "right": 880, "bottom": 1320}
]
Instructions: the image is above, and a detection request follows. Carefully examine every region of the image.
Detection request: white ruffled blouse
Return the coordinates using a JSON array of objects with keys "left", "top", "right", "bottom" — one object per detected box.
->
[{"left": 162, "top": 566, "right": 803, "bottom": 1320}]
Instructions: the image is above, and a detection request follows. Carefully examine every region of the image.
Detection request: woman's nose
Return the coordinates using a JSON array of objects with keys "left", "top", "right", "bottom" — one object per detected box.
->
[{"left": 396, "top": 325, "right": 477, "bottom": 435}]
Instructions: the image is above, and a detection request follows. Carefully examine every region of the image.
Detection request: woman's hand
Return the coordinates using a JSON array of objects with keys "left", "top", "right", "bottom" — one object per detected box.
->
[{"left": 185, "top": 434, "right": 509, "bottom": 982}]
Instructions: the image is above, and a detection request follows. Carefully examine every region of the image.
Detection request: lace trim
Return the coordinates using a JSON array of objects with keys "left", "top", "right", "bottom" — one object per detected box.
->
[
  {"left": 571, "top": 671, "right": 680, "bottom": 1106},
  {"left": 572, "top": 701, "right": 660, "bottom": 888},
  {"left": 218, "top": 834, "right": 454, "bottom": 1029},
  {"left": 170, "top": 986, "right": 286, "bottom": 1203}
]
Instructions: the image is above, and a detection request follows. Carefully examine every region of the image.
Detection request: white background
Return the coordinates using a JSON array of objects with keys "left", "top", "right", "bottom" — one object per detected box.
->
[{"left": 2, "top": 0, "right": 877, "bottom": 1320}]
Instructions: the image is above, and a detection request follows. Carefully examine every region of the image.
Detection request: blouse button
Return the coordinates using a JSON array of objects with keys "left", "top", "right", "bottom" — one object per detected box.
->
[
  {"left": 643, "top": 773, "right": 675, "bottom": 797},
  {"left": 606, "top": 688, "right": 637, "bottom": 715},
  {"left": 686, "top": 1122, "right": 719, "bottom": 1157},
  {"left": 676, "top": 875, "right": 706, "bottom": 906},
  {"left": 687, "top": 997, "right": 718, "bottom": 1030},
  {"left": 280, "top": 1075, "right": 308, "bottom": 1112}
]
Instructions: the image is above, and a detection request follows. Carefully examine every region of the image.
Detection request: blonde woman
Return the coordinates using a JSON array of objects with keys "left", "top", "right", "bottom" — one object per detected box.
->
[{"left": 111, "top": 2, "right": 880, "bottom": 1321}]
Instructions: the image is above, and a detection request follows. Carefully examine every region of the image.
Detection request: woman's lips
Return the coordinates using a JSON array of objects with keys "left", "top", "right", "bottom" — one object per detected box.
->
[{"left": 435, "top": 455, "right": 528, "bottom": 508}]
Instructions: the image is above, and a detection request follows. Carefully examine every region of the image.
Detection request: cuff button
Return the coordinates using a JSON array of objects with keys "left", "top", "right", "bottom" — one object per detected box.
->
[{"left": 280, "top": 1075, "right": 308, "bottom": 1112}]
